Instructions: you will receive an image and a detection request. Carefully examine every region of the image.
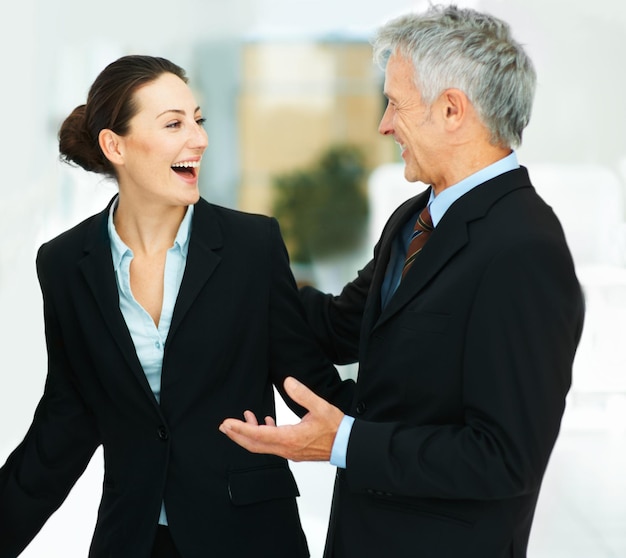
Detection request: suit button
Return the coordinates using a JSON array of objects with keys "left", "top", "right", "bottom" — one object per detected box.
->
[
  {"left": 355, "top": 401, "right": 367, "bottom": 415},
  {"left": 157, "top": 426, "right": 169, "bottom": 441}
]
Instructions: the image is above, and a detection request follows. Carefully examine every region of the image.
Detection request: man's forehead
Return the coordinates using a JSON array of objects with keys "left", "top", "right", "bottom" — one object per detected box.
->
[{"left": 384, "top": 55, "right": 418, "bottom": 91}]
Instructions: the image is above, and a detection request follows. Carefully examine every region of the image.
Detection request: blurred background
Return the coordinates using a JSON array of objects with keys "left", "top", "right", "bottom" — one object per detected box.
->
[{"left": 1, "top": 0, "right": 625, "bottom": 556}]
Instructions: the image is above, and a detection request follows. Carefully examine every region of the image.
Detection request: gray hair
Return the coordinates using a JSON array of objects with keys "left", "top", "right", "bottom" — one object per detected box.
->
[{"left": 373, "top": 4, "right": 536, "bottom": 148}]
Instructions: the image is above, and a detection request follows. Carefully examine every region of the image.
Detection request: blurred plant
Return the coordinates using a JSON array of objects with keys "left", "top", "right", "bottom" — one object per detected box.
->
[{"left": 273, "top": 144, "right": 370, "bottom": 263}]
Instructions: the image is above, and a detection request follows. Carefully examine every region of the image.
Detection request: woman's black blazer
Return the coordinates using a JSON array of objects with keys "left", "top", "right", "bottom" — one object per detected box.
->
[{"left": 0, "top": 197, "right": 354, "bottom": 558}]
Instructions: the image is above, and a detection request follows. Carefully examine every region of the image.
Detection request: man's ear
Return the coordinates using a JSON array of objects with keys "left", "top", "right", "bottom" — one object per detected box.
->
[
  {"left": 98, "top": 129, "right": 124, "bottom": 165},
  {"left": 440, "top": 88, "right": 468, "bottom": 131}
]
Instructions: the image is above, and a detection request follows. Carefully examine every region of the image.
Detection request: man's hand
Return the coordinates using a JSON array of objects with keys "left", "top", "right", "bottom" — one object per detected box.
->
[{"left": 219, "top": 377, "right": 344, "bottom": 461}]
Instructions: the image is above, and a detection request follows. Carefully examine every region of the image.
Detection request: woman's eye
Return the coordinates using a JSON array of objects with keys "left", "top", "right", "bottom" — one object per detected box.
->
[
  {"left": 166, "top": 121, "right": 181, "bottom": 129},
  {"left": 196, "top": 117, "right": 206, "bottom": 127}
]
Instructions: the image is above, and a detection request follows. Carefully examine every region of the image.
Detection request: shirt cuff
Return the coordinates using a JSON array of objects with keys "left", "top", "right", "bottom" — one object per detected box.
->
[{"left": 329, "top": 415, "right": 355, "bottom": 469}]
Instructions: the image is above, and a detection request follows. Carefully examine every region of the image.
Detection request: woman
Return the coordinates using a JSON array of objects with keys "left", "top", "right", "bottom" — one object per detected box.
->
[{"left": 0, "top": 55, "right": 354, "bottom": 558}]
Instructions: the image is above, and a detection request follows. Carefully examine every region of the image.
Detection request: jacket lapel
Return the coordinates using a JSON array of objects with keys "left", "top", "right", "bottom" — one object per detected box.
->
[
  {"left": 371, "top": 168, "right": 532, "bottom": 332},
  {"left": 167, "top": 198, "right": 223, "bottom": 344},
  {"left": 77, "top": 199, "right": 156, "bottom": 403},
  {"left": 76, "top": 198, "right": 223, "bottom": 405},
  {"left": 360, "top": 191, "right": 429, "bottom": 338},
  {"left": 377, "top": 212, "right": 469, "bottom": 329}
]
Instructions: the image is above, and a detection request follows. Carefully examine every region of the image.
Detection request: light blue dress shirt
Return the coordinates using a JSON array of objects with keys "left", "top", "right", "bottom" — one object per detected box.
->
[
  {"left": 108, "top": 198, "right": 194, "bottom": 524},
  {"left": 330, "top": 152, "right": 520, "bottom": 468}
]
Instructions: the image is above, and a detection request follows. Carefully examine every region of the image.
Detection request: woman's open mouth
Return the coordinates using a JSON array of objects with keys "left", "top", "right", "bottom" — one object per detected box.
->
[{"left": 171, "top": 160, "right": 201, "bottom": 179}]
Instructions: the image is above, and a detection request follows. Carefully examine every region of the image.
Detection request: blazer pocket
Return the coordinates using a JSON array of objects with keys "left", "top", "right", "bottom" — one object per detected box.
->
[
  {"left": 228, "top": 464, "right": 300, "bottom": 506},
  {"left": 399, "top": 311, "right": 449, "bottom": 333},
  {"left": 372, "top": 497, "right": 474, "bottom": 528}
]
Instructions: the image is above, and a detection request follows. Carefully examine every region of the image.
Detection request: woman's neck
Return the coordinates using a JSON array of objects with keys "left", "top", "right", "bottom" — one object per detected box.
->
[{"left": 113, "top": 196, "right": 186, "bottom": 256}]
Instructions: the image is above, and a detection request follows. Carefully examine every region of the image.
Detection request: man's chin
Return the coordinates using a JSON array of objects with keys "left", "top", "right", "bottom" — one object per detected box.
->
[{"left": 403, "top": 168, "right": 419, "bottom": 183}]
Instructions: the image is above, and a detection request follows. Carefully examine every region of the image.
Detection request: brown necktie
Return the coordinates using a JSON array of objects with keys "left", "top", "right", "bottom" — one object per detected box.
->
[{"left": 401, "top": 205, "right": 434, "bottom": 280}]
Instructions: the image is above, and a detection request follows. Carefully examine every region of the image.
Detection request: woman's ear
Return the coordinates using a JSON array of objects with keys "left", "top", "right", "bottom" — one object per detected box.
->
[{"left": 98, "top": 129, "right": 124, "bottom": 165}]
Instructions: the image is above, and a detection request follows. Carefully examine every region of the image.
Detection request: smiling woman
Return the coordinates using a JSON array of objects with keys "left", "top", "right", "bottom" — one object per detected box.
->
[
  {"left": 0, "top": 54, "right": 354, "bottom": 558},
  {"left": 61, "top": 59, "right": 209, "bottom": 327}
]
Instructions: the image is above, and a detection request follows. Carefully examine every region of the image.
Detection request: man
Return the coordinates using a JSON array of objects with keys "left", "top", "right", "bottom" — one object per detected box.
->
[{"left": 220, "top": 5, "right": 584, "bottom": 557}]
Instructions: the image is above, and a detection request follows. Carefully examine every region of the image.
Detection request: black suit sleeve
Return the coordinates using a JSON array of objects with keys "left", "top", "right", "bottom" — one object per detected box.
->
[
  {"left": 266, "top": 218, "right": 355, "bottom": 415},
  {"left": 0, "top": 247, "right": 100, "bottom": 557},
  {"left": 298, "top": 192, "right": 420, "bottom": 366},
  {"left": 299, "top": 259, "right": 374, "bottom": 366}
]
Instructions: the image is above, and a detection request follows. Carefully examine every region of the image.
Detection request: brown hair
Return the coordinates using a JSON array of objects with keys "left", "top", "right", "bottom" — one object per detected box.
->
[{"left": 58, "top": 55, "right": 188, "bottom": 178}]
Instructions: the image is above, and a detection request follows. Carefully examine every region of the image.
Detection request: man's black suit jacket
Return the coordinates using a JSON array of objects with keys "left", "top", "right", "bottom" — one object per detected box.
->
[
  {"left": 301, "top": 167, "right": 585, "bottom": 557},
  {"left": 0, "top": 197, "right": 354, "bottom": 558}
]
